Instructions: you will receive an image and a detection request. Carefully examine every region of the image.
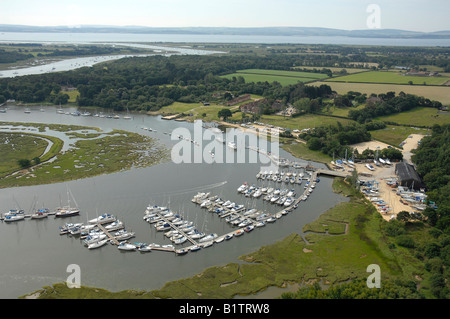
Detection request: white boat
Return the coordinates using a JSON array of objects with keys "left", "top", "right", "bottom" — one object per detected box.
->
[
  {"left": 255, "top": 221, "right": 266, "bottom": 227},
  {"left": 237, "top": 183, "right": 248, "bottom": 193},
  {"left": 88, "top": 239, "right": 108, "bottom": 250},
  {"left": 270, "top": 196, "right": 279, "bottom": 203},
  {"left": 4, "top": 213, "right": 25, "bottom": 222},
  {"left": 105, "top": 220, "right": 124, "bottom": 231},
  {"left": 190, "top": 245, "right": 201, "bottom": 252},
  {"left": 84, "top": 233, "right": 107, "bottom": 245},
  {"left": 173, "top": 236, "right": 187, "bottom": 245},
  {"left": 117, "top": 241, "right": 136, "bottom": 251},
  {"left": 227, "top": 142, "right": 237, "bottom": 150},
  {"left": 114, "top": 229, "right": 135, "bottom": 240},
  {"left": 234, "top": 229, "right": 244, "bottom": 237},
  {"left": 31, "top": 208, "right": 49, "bottom": 219},
  {"left": 284, "top": 198, "right": 294, "bottom": 207},
  {"left": 201, "top": 241, "right": 213, "bottom": 248},
  {"left": 175, "top": 248, "right": 189, "bottom": 255},
  {"left": 214, "top": 237, "right": 225, "bottom": 243},
  {"left": 244, "top": 225, "right": 255, "bottom": 232},
  {"left": 59, "top": 223, "right": 83, "bottom": 235},
  {"left": 199, "top": 233, "right": 218, "bottom": 243},
  {"left": 137, "top": 244, "right": 152, "bottom": 252},
  {"left": 89, "top": 213, "right": 116, "bottom": 224}
]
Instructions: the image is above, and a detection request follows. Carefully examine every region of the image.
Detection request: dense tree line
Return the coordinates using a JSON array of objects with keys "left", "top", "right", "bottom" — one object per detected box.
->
[
  {"left": 0, "top": 49, "right": 34, "bottom": 63},
  {"left": 0, "top": 54, "right": 333, "bottom": 111},
  {"left": 378, "top": 124, "right": 450, "bottom": 298},
  {"left": 348, "top": 92, "right": 443, "bottom": 124},
  {"left": 299, "top": 121, "right": 371, "bottom": 158},
  {"left": 412, "top": 124, "right": 450, "bottom": 227},
  {"left": 281, "top": 279, "right": 423, "bottom": 299}
]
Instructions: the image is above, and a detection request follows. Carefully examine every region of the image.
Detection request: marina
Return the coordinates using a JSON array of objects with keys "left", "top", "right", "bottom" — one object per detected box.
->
[{"left": 0, "top": 105, "right": 346, "bottom": 298}]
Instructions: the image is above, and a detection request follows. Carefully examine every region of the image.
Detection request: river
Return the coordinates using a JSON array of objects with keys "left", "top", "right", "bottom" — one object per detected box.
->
[
  {"left": 1, "top": 31, "right": 449, "bottom": 79},
  {"left": 0, "top": 105, "right": 348, "bottom": 298}
]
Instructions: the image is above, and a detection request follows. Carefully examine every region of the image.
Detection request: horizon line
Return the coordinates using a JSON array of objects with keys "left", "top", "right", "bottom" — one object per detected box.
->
[{"left": 0, "top": 24, "right": 449, "bottom": 34}]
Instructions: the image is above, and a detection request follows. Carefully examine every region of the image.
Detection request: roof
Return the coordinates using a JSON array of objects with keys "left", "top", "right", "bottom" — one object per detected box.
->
[{"left": 395, "top": 162, "right": 423, "bottom": 189}]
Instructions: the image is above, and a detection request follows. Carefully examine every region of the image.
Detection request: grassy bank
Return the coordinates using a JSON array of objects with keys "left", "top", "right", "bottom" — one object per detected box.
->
[{"left": 23, "top": 177, "right": 412, "bottom": 299}]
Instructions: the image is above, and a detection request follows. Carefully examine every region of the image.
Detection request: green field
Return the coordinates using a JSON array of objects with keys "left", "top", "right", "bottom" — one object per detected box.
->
[
  {"left": 327, "top": 70, "right": 450, "bottom": 86},
  {"left": 374, "top": 106, "right": 450, "bottom": 127},
  {"left": 311, "top": 81, "right": 450, "bottom": 105},
  {"left": 223, "top": 69, "right": 328, "bottom": 86},
  {"left": 370, "top": 125, "right": 430, "bottom": 146},
  {"left": 157, "top": 102, "right": 243, "bottom": 122}
]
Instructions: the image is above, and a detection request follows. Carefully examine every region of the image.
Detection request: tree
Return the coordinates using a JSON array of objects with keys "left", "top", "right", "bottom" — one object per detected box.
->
[
  {"left": 218, "top": 108, "right": 232, "bottom": 121},
  {"left": 33, "top": 157, "right": 41, "bottom": 165},
  {"left": 18, "top": 159, "right": 31, "bottom": 169},
  {"left": 397, "top": 211, "right": 411, "bottom": 222}
]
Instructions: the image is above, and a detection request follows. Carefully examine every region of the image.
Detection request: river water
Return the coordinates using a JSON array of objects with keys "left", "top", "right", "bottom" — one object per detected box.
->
[{"left": 0, "top": 105, "right": 348, "bottom": 298}]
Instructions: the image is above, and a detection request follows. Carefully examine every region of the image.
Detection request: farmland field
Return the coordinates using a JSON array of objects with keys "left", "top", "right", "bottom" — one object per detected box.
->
[
  {"left": 374, "top": 106, "right": 450, "bottom": 127},
  {"left": 222, "top": 69, "right": 328, "bottom": 86},
  {"left": 326, "top": 70, "right": 450, "bottom": 85},
  {"left": 310, "top": 81, "right": 450, "bottom": 104}
]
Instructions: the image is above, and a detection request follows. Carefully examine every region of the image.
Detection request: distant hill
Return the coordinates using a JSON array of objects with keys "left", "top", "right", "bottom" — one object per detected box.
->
[{"left": 1, "top": 24, "right": 449, "bottom": 39}]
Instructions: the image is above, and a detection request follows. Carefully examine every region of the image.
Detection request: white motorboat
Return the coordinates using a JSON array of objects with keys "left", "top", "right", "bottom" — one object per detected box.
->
[
  {"left": 284, "top": 198, "right": 294, "bottom": 207},
  {"left": 244, "top": 225, "right": 255, "bottom": 232},
  {"left": 117, "top": 241, "right": 136, "bottom": 251},
  {"left": 89, "top": 213, "right": 116, "bottom": 225},
  {"left": 88, "top": 239, "right": 108, "bottom": 250},
  {"left": 4, "top": 213, "right": 25, "bottom": 222},
  {"left": 84, "top": 233, "right": 107, "bottom": 246},
  {"left": 199, "top": 233, "right": 218, "bottom": 243},
  {"left": 59, "top": 223, "right": 83, "bottom": 235},
  {"left": 137, "top": 243, "right": 152, "bottom": 252},
  {"left": 255, "top": 221, "right": 266, "bottom": 228},
  {"left": 214, "top": 237, "right": 225, "bottom": 243},
  {"left": 190, "top": 245, "right": 201, "bottom": 252},
  {"left": 270, "top": 196, "right": 280, "bottom": 203},
  {"left": 234, "top": 229, "right": 244, "bottom": 237},
  {"left": 237, "top": 183, "right": 249, "bottom": 193},
  {"left": 175, "top": 248, "right": 189, "bottom": 256},
  {"left": 5, "top": 209, "right": 25, "bottom": 217},
  {"left": 114, "top": 229, "right": 135, "bottom": 240},
  {"left": 173, "top": 236, "right": 187, "bottom": 245},
  {"left": 105, "top": 220, "right": 124, "bottom": 231},
  {"left": 201, "top": 241, "right": 213, "bottom": 248}
]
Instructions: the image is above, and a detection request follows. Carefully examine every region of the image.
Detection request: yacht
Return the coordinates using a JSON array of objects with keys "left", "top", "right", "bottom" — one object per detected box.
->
[
  {"left": 4, "top": 213, "right": 25, "bottom": 222},
  {"left": 199, "top": 233, "right": 218, "bottom": 243},
  {"left": 31, "top": 208, "right": 49, "bottom": 219},
  {"left": 117, "top": 241, "right": 136, "bottom": 251},
  {"left": 114, "top": 229, "right": 135, "bottom": 241},
  {"left": 89, "top": 213, "right": 116, "bottom": 224},
  {"left": 88, "top": 239, "right": 108, "bottom": 250}
]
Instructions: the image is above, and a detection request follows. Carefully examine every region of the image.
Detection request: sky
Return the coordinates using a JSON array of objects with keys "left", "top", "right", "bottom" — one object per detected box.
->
[{"left": 1, "top": 0, "right": 449, "bottom": 32}]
